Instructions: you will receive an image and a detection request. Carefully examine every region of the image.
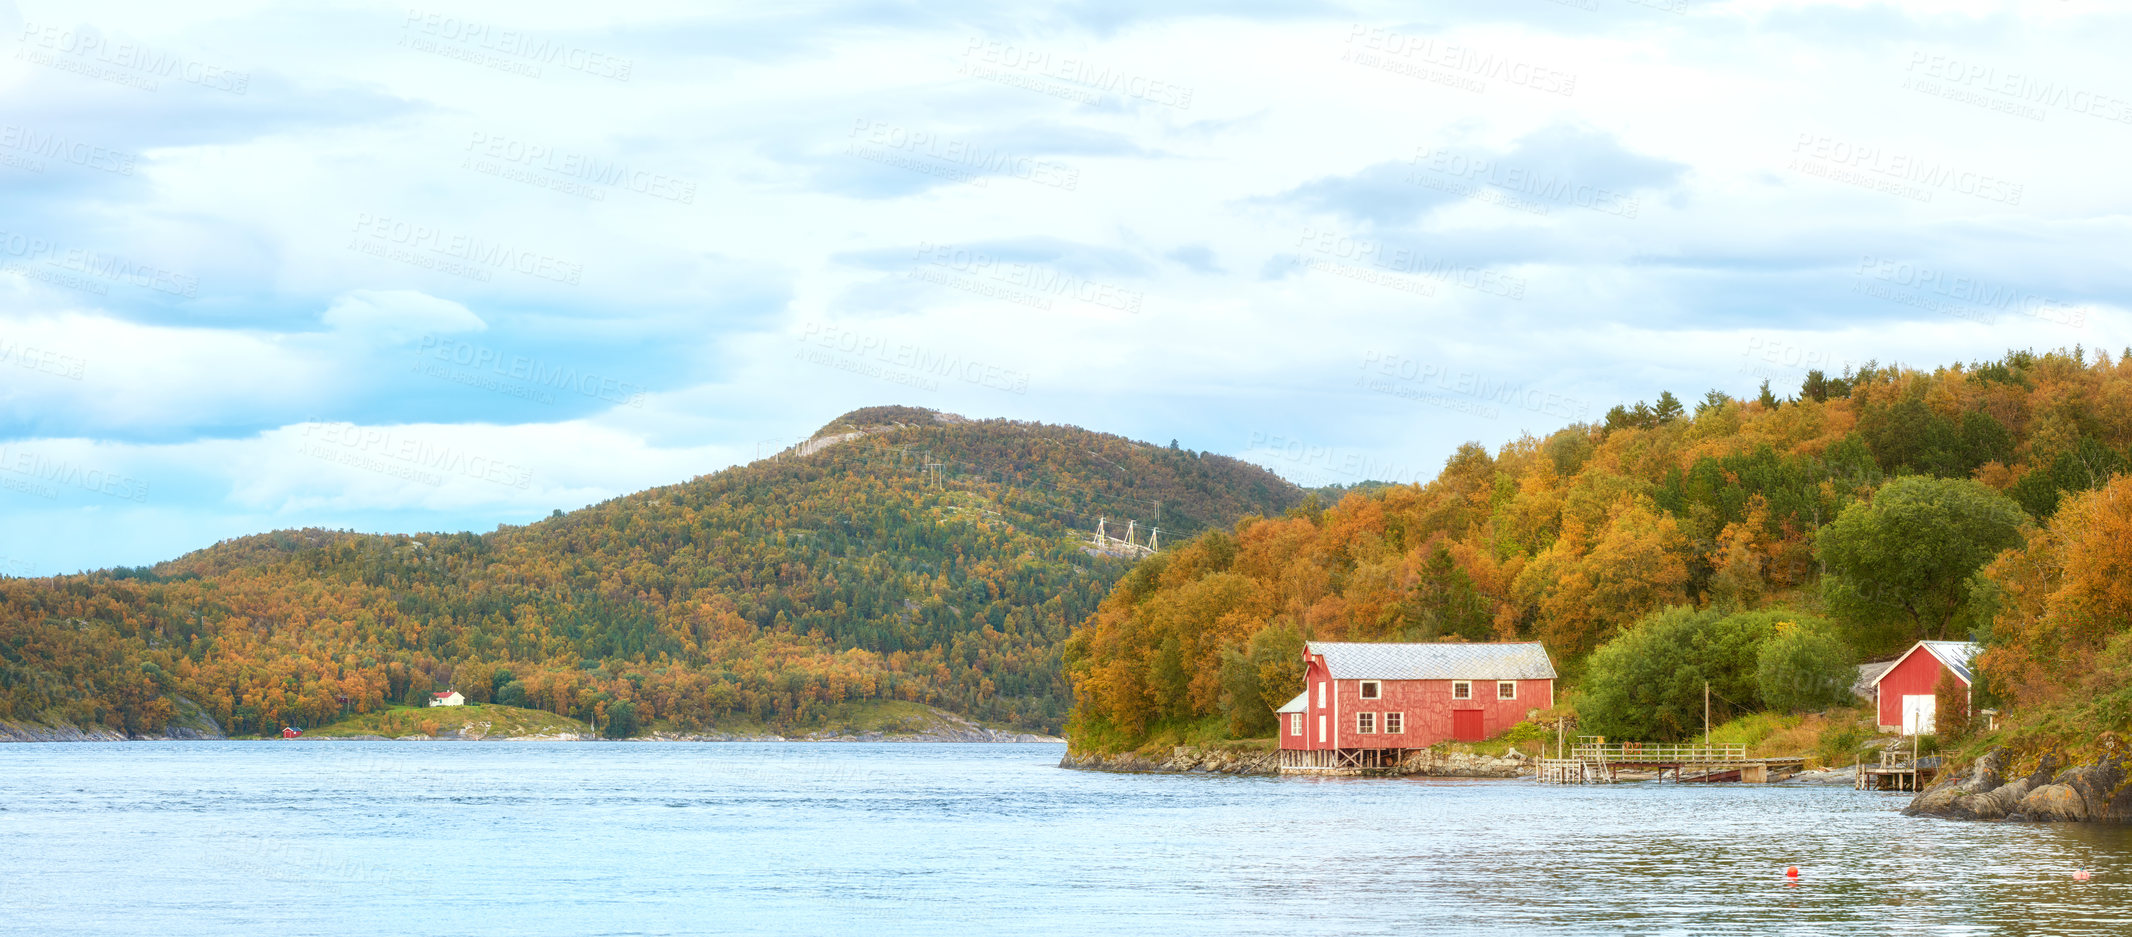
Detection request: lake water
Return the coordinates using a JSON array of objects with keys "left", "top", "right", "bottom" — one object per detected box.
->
[{"left": 1, "top": 742, "right": 2127, "bottom": 936}]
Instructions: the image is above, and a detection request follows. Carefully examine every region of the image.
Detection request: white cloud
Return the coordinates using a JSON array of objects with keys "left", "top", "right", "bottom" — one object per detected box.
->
[
  {"left": 322, "top": 289, "right": 486, "bottom": 343},
  {"left": 6, "top": 0, "right": 2130, "bottom": 566}
]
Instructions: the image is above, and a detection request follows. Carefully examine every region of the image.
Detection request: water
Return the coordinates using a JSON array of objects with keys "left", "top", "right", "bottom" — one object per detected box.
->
[{"left": 1, "top": 743, "right": 2126, "bottom": 936}]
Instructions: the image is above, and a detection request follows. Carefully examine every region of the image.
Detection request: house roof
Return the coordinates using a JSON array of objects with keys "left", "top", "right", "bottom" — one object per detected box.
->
[
  {"left": 1870, "top": 641, "right": 1982, "bottom": 688},
  {"left": 433, "top": 690, "right": 458, "bottom": 697},
  {"left": 1275, "top": 691, "right": 1309, "bottom": 714},
  {"left": 1306, "top": 641, "right": 1557, "bottom": 680},
  {"left": 1852, "top": 660, "right": 1896, "bottom": 699}
]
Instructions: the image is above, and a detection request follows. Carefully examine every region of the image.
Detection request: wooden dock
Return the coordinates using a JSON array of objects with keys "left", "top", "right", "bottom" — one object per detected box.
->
[
  {"left": 1856, "top": 749, "right": 1937, "bottom": 791},
  {"left": 1537, "top": 738, "right": 1806, "bottom": 784}
]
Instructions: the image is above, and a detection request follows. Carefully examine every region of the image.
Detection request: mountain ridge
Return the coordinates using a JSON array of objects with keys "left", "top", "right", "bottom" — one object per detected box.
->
[{"left": 0, "top": 406, "right": 1305, "bottom": 738}]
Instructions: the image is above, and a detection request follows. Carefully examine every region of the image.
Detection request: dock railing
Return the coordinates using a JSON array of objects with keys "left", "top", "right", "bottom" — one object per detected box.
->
[{"left": 1568, "top": 739, "right": 1748, "bottom": 764}]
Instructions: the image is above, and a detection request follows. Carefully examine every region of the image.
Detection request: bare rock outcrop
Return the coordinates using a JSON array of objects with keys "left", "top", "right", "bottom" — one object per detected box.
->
[{"left": 1907, "top": 748, "right": 2132, "bottom": 823}]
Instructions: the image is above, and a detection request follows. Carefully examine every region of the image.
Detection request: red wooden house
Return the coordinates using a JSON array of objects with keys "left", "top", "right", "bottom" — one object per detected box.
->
[
  {"left": 1871, "top": 640, "right": 1979, "bottom": 735},
  {"left": 1276, "top": 641, "right": 1556, "bottom": 771}
]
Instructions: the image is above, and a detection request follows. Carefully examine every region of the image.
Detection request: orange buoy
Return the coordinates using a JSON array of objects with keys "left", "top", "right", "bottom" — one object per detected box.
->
[
  {"left": 2073, "top": 870, "right": 2091, "bottom": 881},
  {"left": 1786, "top": 866, "right": 1800, "bottom": 879}
]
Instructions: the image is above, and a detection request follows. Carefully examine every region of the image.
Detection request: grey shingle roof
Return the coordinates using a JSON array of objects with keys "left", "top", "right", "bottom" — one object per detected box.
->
[
  {"left": 1307, "top": 641, "right": 1557, "bottom": 680},
  {"left": 1275, "top": 691, "right": 1308, "bottom": 714}
]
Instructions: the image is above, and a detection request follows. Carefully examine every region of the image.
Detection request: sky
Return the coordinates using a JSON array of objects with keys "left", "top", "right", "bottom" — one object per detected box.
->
[{"left": 0, "top": 0, "right": 2126, "bottom": 575}]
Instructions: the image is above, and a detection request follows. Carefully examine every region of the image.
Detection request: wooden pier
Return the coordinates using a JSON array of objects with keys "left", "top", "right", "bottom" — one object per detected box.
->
[
  {"left": 1537, "top": 738, "right": 1806, "bottom": 784},
  {"left": 1856, "top": 749, "right": 1937, "bottom": 791},
  {"left": 1277, "top": 747, "right": 1409, "bottom": 773}
]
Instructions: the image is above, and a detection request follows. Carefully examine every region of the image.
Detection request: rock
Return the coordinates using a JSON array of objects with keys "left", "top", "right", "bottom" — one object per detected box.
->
[
  {"left": 1908, "top": 747, "right": 2132, "bottom": 824},
  {"left": 1781, "top": 766, "right": 1858, "bottom": 785},
  {"left": 2019, "top": 783, "right": 2090, "bottom": 822},
  {"left": 1056, "top": 746, "right": 1278, "bottom": 775},
  {"left": 1398, "top": 748, "right": 1526, "bottom": 778},
  {"left": 0, "top": 718, "right": 227, "bottom": 742}
]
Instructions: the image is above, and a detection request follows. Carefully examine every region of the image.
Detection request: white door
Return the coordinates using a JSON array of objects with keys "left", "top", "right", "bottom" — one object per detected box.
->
[{"left": 1902, "top": 694, "right": 1937, "bottom": 735}]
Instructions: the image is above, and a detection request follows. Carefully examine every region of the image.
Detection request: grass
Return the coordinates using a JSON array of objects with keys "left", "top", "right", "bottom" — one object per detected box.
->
[
  {"left": 644, "top": 699, "right": 1043, "bottom": 739},
  {"left": 1702, "top": 706, "right": 1882, "bottom": 768},
  {"left": 304, "top": 703, "right": 589, "bottom": 739}
]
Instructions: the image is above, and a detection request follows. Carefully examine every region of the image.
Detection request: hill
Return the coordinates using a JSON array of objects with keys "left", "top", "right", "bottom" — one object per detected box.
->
[
  {"left": 0, "top": 407, "right": 1303, "bottom": 738},
  {"left": 1064, "top": 349, "right": 2132, "bottom": 754},
  {"left": 303, "top": 702, "right": 591, "bottom": 740}
]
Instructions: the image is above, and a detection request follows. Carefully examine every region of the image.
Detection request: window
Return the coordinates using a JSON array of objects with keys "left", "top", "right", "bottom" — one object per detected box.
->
[
  {"left": 1384, "top": 712, "right": 1403, "bottom": 734},
  {"left": 1316, "top": 683, "right": 1326, "bottom": 707},
  {"left": 1452, "top": 681, "right": 1472, "bottom": 700},
  {"left": 1289, "top": 713, "right": 1303, "bottom": 736},
  {"left": 1360, "top": 680, "right": 1381, "bottom": 699},
  {"left": 1498, "top": 681, "right": 1517, "bottom": 701},
  {"left": 1317, "top": 714, "right": 1327, "bottom": 741},
  {"left": 1357, "top": 712, "right": 1376, "bottom": 734}
]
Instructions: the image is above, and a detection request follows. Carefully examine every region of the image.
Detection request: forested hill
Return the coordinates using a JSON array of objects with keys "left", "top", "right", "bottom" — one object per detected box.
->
[
  {"left": 1065, "top": 349, "right": 2132, "bottom": 752},
  {"left": 0, "top": 408, "right": 1303, "bottom": 737}
]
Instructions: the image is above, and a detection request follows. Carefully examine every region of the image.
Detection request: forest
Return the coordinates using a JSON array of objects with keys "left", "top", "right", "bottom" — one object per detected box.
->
[
  {"left": 0, "top": 406, "right": 1302, "bottom": 737},
  {"left": 1064, "top": 349, "right": 2132, "bottom": 755}
]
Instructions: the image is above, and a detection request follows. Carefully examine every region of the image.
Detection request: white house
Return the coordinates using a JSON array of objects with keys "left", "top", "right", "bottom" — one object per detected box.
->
[{"left": 429, "top": 690, "right": 466, "bottom": 707}]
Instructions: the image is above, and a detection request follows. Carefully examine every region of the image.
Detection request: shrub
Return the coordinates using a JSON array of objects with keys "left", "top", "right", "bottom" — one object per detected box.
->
[
  {"left": 1575, "top": 606, "right": 1779, "bottom": 741},
  {"left": 1815, "top": 718, "right": 1872, "bottom": 766},
  {"left": 495, "top": 680, "right": 528, "bottom": 707},
  {"left": 1756, "top": 620, "right": 1857, "bottom": 713},
  {"left": 1934, "top": 669, "right": 1971, "bottom": 740}
]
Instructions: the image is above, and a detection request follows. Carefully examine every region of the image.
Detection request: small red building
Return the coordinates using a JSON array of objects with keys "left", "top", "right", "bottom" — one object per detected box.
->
[
  {"left": 1871, "top": 640, "right": 1979, "bottom": 734},
  {"left": 1276, "top": 641, "right": 1556, "bottom": 770}
]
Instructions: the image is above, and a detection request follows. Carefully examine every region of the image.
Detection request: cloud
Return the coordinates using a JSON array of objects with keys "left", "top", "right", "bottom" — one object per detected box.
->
[
  {"left": 1166, "top": 244, "right": 1221, "bottom": 273},
  {"left": 321, "top": 290, "right": 486, "bottom": 344},
  {"left": 11, "top": 0, "right": 2132, "bottom": 573},
  {"left": 1266, "top": 125, "right": 1686, "bottom": 229}
]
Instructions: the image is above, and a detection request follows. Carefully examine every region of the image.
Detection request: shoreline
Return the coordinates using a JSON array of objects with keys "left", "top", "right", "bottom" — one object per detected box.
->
[{"left": 1, "top": 720, "right": 1061, "bottom": 744}]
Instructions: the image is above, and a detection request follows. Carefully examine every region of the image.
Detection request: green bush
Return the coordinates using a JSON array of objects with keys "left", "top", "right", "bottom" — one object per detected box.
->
[
  {"left": 495, "top": 681, "right": 527, "bottom": 707},
  {"left": 1574, "top": 606, "right": 1780, "bottom": 741},
  {"left": 1814, "top": 720, "right": 1871, "bottom": 766},
  {"left": 1756, "top": 620, "right": 1857, "bottom": 713}
]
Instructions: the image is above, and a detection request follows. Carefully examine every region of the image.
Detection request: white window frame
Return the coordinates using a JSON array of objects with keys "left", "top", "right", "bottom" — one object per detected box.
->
[
  {"left": 1452, "top": 680, "right": 1472, "bottom": 700},
  {"left": 1316, "top": 682, "right": 1326, "bottom": 707},
  {"left": 1289, "top": 713, "right": 1302, "bottom": 736},
  {"left": 1359, "top": 680, "right": 1381, "bottom": 700},
  {"left": 1357, "top": 712, "right": 1376, "bottom": 734},
  {"left": 1384, "top": 712, "right": 1403, "bottom": 734},
  {"left": 1317, "top": 714, "right": 1327, "bottom": 741},
  {"left": 1498, "top": 681, "right": 1517, "bottom": 701}
]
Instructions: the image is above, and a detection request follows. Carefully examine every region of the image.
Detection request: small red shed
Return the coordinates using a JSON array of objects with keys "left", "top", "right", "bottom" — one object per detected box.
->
[
  {"left": 1277, "top": 641, "right": 1556, "bottom": 771},
  {"left": 1871, "top": 640, "right": 1979, "bottom": 735}
]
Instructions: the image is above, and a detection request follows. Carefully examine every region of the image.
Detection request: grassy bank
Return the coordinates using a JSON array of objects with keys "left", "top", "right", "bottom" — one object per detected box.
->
[
  {"left": 652, "top": 699, "right": 1021, "bottom": 738},
  {"left": 303, "top": 703, "right": 589, "bottom": 739}
]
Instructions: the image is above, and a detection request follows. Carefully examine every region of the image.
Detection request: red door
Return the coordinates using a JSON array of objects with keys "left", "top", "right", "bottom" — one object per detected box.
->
[{"left": 1452, "top": 709, "right": 1484, "bottom": 742}]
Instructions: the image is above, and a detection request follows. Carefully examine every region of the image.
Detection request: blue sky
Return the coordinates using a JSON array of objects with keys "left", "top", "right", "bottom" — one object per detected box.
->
[{"left": 1, "top": 0, "right": 2125, "bottom": 574}]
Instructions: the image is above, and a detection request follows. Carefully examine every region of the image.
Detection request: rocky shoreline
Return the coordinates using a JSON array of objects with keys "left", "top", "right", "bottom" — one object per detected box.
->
[
  {"left": 1905, "top": 748, "right": 2132, "bottom": 823},
  {"left": 6, "top": 710, "right": 1059, "bottom": 744},
  {"left": 1059, "top": 745, "right": 1531, "bottom": 777},
  {"left": 0, "top": 722, "right": 226, "bottom": 742}
]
